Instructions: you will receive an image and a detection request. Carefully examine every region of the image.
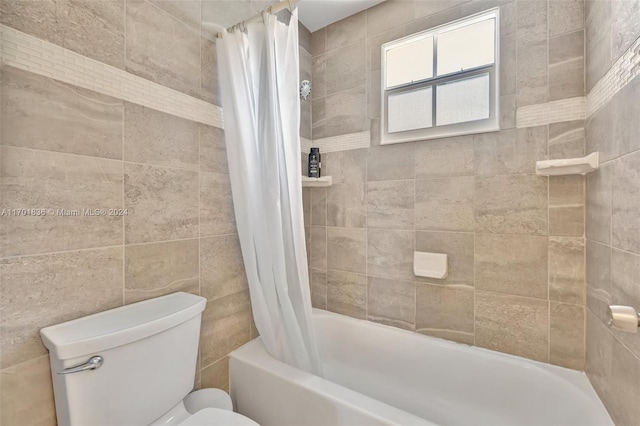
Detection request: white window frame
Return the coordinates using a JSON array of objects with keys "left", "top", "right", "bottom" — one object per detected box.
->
[{"left": 381, "top": 8, "right": 500, "bottom": 145}]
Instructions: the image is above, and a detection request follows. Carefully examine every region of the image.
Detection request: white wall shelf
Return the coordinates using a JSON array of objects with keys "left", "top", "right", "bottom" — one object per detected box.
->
[
  {"left": 535, "top": 152, "right": 599, "bottom": 176},
  {"left": 302, "top": 176, "right": 332, "bottom": 188}
]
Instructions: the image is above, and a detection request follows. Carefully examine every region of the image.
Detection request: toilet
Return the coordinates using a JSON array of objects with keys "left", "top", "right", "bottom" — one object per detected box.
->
[{"left": 40, "top": 292, "right": 258, "bottom": 426}]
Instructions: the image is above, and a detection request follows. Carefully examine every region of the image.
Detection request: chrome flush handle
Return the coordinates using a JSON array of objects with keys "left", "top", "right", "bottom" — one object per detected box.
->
[{"left": 58, "top": 355, "right": 103, "bottom": 374}]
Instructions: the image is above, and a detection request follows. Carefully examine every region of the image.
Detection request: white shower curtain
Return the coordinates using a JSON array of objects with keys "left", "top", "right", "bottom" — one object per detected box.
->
[{"left": 217, "top": 9, "right": 323, "bottom": 376}]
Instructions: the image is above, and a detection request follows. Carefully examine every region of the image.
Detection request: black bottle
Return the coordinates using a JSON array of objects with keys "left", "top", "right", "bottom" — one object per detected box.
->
[{"left": 308, "top": 147, "right": 321, "bottom": 178}]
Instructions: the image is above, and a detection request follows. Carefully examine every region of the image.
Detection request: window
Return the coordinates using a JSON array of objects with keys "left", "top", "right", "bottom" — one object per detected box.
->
[{"left": 381, "top": 9, "right": 500, "bottom": 145}]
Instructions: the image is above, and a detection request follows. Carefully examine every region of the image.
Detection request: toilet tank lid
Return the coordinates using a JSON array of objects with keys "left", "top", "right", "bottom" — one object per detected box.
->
[{"left": 40, "top": 292, "right": 206, "bottom": 361}]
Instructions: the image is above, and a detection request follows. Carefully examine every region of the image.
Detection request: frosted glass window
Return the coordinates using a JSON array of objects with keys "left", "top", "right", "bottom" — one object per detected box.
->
[
  {"left": 437, "top": 19, "right": 495, "bottom": 76},
  {"left": 385, "top": 37, "right": 433, "bottom": 88},
  {"left": 436, "top": 73, "right": 490, "bottom": 126},
  {"left": 388, "top": 87, "right": 433, "bottom": 133}
]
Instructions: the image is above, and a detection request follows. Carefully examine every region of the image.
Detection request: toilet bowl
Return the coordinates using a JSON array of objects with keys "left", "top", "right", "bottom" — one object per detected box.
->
[{"left": 40, "top": 292, "right": 259, "bottom": 426}]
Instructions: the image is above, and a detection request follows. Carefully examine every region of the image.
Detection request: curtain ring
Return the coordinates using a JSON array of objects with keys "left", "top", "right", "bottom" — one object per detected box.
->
[
  {"left": 261, "top": 9, "right": 269, "bottom": 24},
  {"left": 288, "top": 0, "right": 293, "bottom": 11}
]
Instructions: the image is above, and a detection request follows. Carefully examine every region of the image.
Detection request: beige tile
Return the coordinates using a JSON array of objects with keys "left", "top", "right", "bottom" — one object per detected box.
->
[
  {"left": 1, "top": 0, "right": 125, "bottom": 69},
  {"left": 549, "top": 30, "right": 585, "bottom": 101},
  {"left": 549, "top": 175, "right": 584, "bottom": 237},
  {"left": 415, "top": 176, "right": 474, "bottom": 232},
  {"left": 612, "top": 151, "right": 640, "bottom": 254},
  {"left": 586, "top": 101, "right": 616, "bottom": 163},
  {"left": 200, "top": 172, "right": 236, "bottom": 237},
  {"left": 414, "top": 0, "right": 467, "bottom": 19},
  {"left": 499, "top": 1, "right": 516, "bottom": 37},
  {"left": 367, "top": 180, "right": 414, "bottom": 229},
  {"left": 415, "top": 231, "right": 474, "bottom": 286},
  {"left": 151, "top": 0, "right": 201, "bottom": 30},
  {"left": 416, "top": 283, "right": 474, "bottom": 338},
  {"left": 326, "top": 11, "right": 366, "bottom": 51},
  {"left": 609, "top": 334, "right": 640, "bottom": 425},
  {"left": 500, "top": 36, "right": 517, "bottom": 96},
  {"left": 1, "top": 66, "right": 123, "bottom": 160},
  {"left": 475, "top": 291, "right": 549, "bottom": 362},
  {"left": 0, "top": 248, "right": 123, "bottom": 369},
  {"left": 586, "top": 239, "right": 612, "bottom": 324},
  {"left": 474, "top": 127, "right": 547, "bottom": 176},
  {"left": 311, "top": 27, "right": 326, "bottom": 56},
  {"left": 475, "top": 234, "right": 548, "bottom": 299},
  {"left": 201, "top": 36, "right": 221, "bottom": 105},
  {"left": 611, "top": 0, "right": 640, "bottom": 61},
  {"left": 367, "top": 143, "right": 415, "bottom": 181},
  {"left": 586, "top": 163, "right": 612, "bottom": 245},
  {"left": 303, "top": 188, "right": 311, "bottom": 227},
  {"left": 310, "top": 226, "right": 328, "bottom": 269},
  {"left": 0, "top": 147, "right": 123, "bottom": 257},
  {"left": 613, "top": 73, "right": 640, "bottom": 158},
  {"left": 310, "top": 268, "right": 328, "bottom": 310},
  {"left": 200, "top": 291, "right": 251, "bottom": 367},
  {"left": 126, "top": 0, "right": 200, "bottom": 96},
  {"left": 414, "top": 135, "right": 474, "bottom": 178},
  {"left": 517, "top": 41, "right": 548, "bottom": 107},
  {"left": 200, "top": 235, "right": 248, "bottom": 302},
  {"left": 585, "top": 310, "right": 614, "bottom": 409},
  {"left": 585, "top": 0, "right": 612, "bottom": 91},
  {"left": 366, "top": 0, "right": 414, "bottom": 36},
  {"left": 324, "top": 86, "right": 368, "bottom": 137},
  {"left": 368, "top": 69, "right": 382, "bottom": 120},
  {"left": 549, "top": 120, "right": 585, "bottom": 159},
  {"left": 124, "top": 163, "right": 198, "bottom": 244},
  {"left": 611, "top": 249, "right": 640, "bottom": 358},
  {"left": 324, "top": 150, "right": 367, "bottom": 228},
  {"left": 550, "top": 302, "right": 585, "bottom": 370},
  {"left": 125, "top": 239, "right": 199, "bottom": 304},
  {"left": 200, "top": 125, "right": 228, "bottom": 174},
  {"left": 299, "top": 21, "right": 313, "bottom": 53},
  {"left": 327, "top": 227, "right": 366, "bottom": 273},
  {"left": 201, "top": 356, "right": 229, "bottom": 391},
  {"left": 325, "top": 41, "right": 366, "bottom": 95},
  {"left": 124, "top": 103, "right": 199, "bottom": 170},
  {"left": 367, "top": 276, "right": 415, "bottom": 330},
  {"left": 408, "top": 6, "right": 462, "bottom": 35},
  {"left": 517, "top": 0, "right": 547, "bottom": 46},
  {"left": 367, "top": 228, "right": 414, "bottom": 280},
  {"left": 500, "top": 94, "right": 517, "bottom": 130},
  {"left": 311, "top": 56, "right": 326, "bottom": 99},
  {"left": 368, "top": 26, "right": 406, "bottom": 72},
  {"left": 549, "top": 0, "right": 584, "bottom": 37},
  {"left": 549, "top": 237, "right": 585, "bottom": 305},
  {"left": 312, "top": 97, "right": 326, "bottom": 126},
  {"left": 0, "top": 355, "right": 56, "bottom": 426},
  {"left": 326, "top": 269, "right": 366, "bottom": 319},
  {"left": 475, "top": 174, "right": 548, "bottom": 235},
  {"left": 311, "top": 188, "right": 327, "bottom": 226}
]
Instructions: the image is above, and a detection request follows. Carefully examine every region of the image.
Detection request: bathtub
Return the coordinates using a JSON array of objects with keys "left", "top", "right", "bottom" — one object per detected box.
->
[{"left": 229, "top": 309, "right": 612, "bottom": 426}]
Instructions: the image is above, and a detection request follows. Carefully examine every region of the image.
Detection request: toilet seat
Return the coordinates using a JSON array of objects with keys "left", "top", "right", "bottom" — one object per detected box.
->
[{"left": 178, "top": 408, "right": 259, "bottom": 426}]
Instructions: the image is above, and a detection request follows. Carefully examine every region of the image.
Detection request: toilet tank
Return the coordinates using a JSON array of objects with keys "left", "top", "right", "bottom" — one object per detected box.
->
[{"left": 40, "top": 292, "right": 206, "bottom": 426}]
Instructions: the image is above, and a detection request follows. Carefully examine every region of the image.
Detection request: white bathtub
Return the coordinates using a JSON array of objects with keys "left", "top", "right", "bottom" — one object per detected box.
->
[{"left": 230, "top": 309, "right": 612, "bottom": 426}]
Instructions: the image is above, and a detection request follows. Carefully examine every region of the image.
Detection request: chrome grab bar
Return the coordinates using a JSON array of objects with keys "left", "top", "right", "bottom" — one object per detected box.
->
[{"left": 58, "top": 356, "right": 103, "bottom": 374}]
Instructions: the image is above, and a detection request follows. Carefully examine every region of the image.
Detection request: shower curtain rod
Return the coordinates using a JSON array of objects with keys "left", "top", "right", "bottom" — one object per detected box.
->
[{"left": 216, "top": 0, "right": 300, "bottom": 38}]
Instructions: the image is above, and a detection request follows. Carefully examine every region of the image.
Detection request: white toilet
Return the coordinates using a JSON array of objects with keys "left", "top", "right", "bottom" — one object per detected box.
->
[{"left": 40, "top": 292, "right": 258, "bottom": 426}]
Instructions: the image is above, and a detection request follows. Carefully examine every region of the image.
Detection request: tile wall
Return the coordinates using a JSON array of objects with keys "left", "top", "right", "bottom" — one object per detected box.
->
[
  {"left": 304, "top": 0, "right": 588, "bottom": 371},
  {"left": 583, "top": 0, "right": 640, "bottom": 424},
  {"left": 0, "top": 2, "right": 307, "bottom": 424}
]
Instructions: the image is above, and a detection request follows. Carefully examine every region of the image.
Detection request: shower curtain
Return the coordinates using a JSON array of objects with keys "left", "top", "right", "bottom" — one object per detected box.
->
[{"left": 216, "top": 9, "right": 323, "bottom": 376}]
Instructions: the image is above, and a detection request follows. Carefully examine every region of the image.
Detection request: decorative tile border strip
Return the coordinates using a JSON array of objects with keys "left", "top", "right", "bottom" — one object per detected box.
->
[
  {"left": 587, "top": 36, "right": 640, "bottom": 117},
  {"left": 0, "top": 25, "right": 224, "bottom": 128},
  {"left": 516, "top": 97, "right": 586, "bottom": 128},
  {"left": 307, "top": 131, "right": 371, "bottom": 153}
]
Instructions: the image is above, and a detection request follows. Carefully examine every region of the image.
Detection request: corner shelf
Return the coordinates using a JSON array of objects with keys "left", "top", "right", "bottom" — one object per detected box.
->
[
  {"left": 302, "top": 176, "right": 332, "bottom": 188},
  {"left": 535, "top": 152, "right": 599, "bottom": 176}
]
